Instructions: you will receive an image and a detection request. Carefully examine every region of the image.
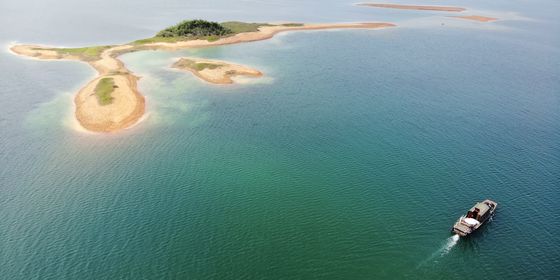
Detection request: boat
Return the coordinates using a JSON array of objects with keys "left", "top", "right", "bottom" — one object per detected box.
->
[{"left": 452, "top": 199, "right": 497, "bottom": 237}]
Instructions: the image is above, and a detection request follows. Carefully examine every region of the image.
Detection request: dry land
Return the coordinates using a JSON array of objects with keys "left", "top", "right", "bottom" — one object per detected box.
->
[
  {"left": 172, "top": 58, "right": 263, "bottom": 84},
  {"left": 11, "top": 21, "right": 394, "bottom": 133}
]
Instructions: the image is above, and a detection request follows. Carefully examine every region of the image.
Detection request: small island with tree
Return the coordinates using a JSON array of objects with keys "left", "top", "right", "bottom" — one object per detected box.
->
[{"left": 156, "top": 19, "right": 234, "bottom": 38}]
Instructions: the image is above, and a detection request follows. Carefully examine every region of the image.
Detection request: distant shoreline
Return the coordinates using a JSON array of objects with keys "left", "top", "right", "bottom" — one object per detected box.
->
[
  {"left": 356, "top": 3, "right": 466, "bottom": 12},
  {"left": 10, "top": 22, "right": 395, "bottom": 133}
]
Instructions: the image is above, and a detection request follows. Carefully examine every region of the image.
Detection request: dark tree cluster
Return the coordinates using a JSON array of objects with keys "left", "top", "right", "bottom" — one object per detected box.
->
[{"left": 156, "top": 20, "right": 233, "bottom": 37}]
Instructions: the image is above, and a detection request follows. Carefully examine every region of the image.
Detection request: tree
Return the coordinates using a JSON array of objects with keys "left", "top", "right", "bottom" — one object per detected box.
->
[{"left": 156, "top": 20, "right": 232, "bottom": 37}]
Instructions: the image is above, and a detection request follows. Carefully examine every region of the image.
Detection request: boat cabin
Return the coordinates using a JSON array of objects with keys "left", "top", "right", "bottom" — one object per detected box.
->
[{"left": 466, "top": 202, "right": 491, "bottom": 222}]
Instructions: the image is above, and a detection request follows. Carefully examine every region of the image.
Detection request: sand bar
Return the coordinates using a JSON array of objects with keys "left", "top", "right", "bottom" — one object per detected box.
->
[
  {"left": 452, "top": 15, "right": 498, "bottom": 22},
  {"left": 172, "top": 57, "right": 263, "bottom": 84},
  {"left": 10, "top": 22, "right": 395, "bottom": 133},
  {"left": 357, "top": 3, "right": 466, "bottom": 12}
]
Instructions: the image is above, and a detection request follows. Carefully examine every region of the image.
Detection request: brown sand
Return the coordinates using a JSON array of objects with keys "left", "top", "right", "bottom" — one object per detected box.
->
[
  {"left": 452, "top": 15, "right": 498, "bottom": 22},
  {"left": 10, "top": 22, "right": 395, "bottom": 133},
  {"left": 74, "top": 74, "right": 144, "bottom": 132},
  {"left": 172, "top": 58, "right": 263, "bottom": 84},
  {"left": 357, "top": 3, "right": 466, "bottom": 12},
  {"left": 11, "top": 44, "right": 144, "bottom": 133}
]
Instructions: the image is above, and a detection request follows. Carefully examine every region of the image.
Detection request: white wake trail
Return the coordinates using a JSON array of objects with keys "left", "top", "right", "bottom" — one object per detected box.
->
[
  {"left": 417, "top": 234, "right": 460, "bottom": 268},
  {"left": 441, "top": 234, "right": 460, "bottom": 256}
]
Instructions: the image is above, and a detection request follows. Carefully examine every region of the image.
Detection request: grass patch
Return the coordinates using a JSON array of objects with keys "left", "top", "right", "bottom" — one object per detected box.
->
[
  {"left": 132, "top": 21, "right": 277, "bottom": 46},
  {"left": 55, "top": 46, "right": 111, "bottom": 61},
  {"left": 175, "top": 59, "right": 222, "bottom": 71},
  {"left": 94, "top": 77, "right": 116, "bottom": 105},
  {"left": 205, "top": 35, "right": 220, "bottom": 42},
  {"left": 220, "top": 21, "right": 273, "bottom": 33},
  {"left": 132, "top": 35, "right": 222, "bottom": 45},
  {"left": 193, "top": 63, "right": 221, "bottom": 71},
  {"left": 131, "top": 36, "right": 184, "bottom": 45},
  {"left": 281, "top": 23, "right": 304, "bottom": 27}
]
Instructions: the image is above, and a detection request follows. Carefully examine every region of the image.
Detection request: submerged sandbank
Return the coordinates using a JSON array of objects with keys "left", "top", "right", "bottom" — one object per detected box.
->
[
  {"left": 11, "top": 22, "right": 394, "bottom": 133},
  {"left": 357, "top": 3, "right": 466, "bottom": 12}
]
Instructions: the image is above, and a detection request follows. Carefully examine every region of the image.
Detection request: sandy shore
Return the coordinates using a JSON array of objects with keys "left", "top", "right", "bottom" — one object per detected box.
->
[
  {"left": 10, "top": 22, "right": 394, "bottom": 133},
  {"left": 74, "top": 74, "right": 145, "bottom": 132},
  {"left": 452, "top": 15, "right": 498, "bottom": 22},
  {"left": 11, "top": 44, "right": 144, "bottom": 133},
  {"left": 142, "top": 23, "right": 395, "bottom": 50},
  {"left": 172, "top": 57, "right": 263, "bottom": 84},
  {"left": 357, "top": 3, "right": 466, "bottom": 12}
]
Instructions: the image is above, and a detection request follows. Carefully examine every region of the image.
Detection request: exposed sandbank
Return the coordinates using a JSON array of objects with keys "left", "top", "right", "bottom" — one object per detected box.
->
[
  {"left": 172, "top": 57, "right": 263, "bottom": 84},
  {"left": 451, "top": 15, "right": 498, "bottom": 22},
  {"left": 75, "top": 74, "right": 145, "bottom": 132},
  {"left": 140, "top": 23, "right": 395, "bottom": 50},
  {"left": 10, "top": 22, "right": 394, "bottom": 133},
  {"left": 11, "top": 44, "right": 145, "bottom": 133},
  {"left": 357, "top": 3, "right": 466, "bottom": 12}
]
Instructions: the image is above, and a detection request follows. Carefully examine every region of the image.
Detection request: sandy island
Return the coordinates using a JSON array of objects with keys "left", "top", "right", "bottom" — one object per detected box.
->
[
  {"left": 451, "top": 15, "right": 498, "bottom": 22},
  {"left": 11, "top": 22, "right": 394, "bottom": 133},
  {"left": 172, "top": 57, "right": 263, "bottom": 84},
  {"left": 357, "top": 3, "right": 500, "bottom": 24},
  {"left": 357, "top": 3, "right": 466, "bottom": 12},
  {"left": 11, "top": 44, "right": 145, "bottom": 132}
]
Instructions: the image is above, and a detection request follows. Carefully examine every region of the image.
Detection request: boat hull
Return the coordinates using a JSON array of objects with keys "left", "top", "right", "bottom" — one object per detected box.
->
[{"left": 452, "top": 199, "right": 497, "bottom": 237}]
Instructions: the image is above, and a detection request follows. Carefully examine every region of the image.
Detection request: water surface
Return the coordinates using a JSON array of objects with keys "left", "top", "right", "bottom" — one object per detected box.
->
[{"left": 1, "top": 0, "right": 559, "bottom": 279}]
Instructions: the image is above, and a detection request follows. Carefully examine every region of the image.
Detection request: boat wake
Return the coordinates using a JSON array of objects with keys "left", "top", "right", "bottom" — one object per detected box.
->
[
  {"left": 417, "top": 234, "right": 460, "bottom": 268},
  {"left": 441, "top": 234, "right": 460, "bottom": 255}
]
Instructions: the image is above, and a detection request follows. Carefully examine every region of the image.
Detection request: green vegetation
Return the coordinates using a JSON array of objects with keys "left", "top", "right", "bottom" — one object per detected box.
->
[
  {"left": 281, "top": 23, "right": 304, "bottom": 27},
  {"left": 193, "top": 63, "right": 221, "bottom": 71},
  {"left": 175, "top": 59, "right": 222, "bottom": 71},
  {"left": 131, "top": 36, "right": 184, "bottom": 45},
  {"left": 55, "top": 46, "right": 111, "bottom": 61},
  {"left": 132, "top": 20, "right": 278, "bottom": 45},
  {"left": 94, "top": 77, "right": 116, "bottom": 105},
  {"left": 220, "top": 21, "right": 272, "bottom": 33},
  {"left": 156, "top": 19, "right": 232, "bottom": 38},
  {"left": 129, "top": 20, "right": 285, "bottom": 45},
  {"left": 131, "top": 35, "right": 223, "bottom": 45},
  {"left": 205, "top": 35, "right": 220, "bottom": 42}
]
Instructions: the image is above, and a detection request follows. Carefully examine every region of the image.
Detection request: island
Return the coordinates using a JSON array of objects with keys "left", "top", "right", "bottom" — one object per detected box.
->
[
  {"left": 357, "top": 3, "right": 499, "bottom": 25},
  {"left": 10, "top": 20, "right": 395, "bottom": 133},
  {"left": 172, "top": 57, "right": 263, "bottom": 84}
]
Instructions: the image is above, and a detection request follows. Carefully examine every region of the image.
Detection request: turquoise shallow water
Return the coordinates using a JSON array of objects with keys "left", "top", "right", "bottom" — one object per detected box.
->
[{"left": 1, "top": 0, "right": 559, "bottom": 279}]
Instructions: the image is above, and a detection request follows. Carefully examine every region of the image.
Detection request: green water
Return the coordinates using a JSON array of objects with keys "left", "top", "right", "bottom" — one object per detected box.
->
[{"left": 1, "top": 0, "right": 559, "bottom": 279}]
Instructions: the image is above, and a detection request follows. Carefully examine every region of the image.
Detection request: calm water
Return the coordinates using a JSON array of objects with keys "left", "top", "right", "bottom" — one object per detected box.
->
[{"left": 1, "top": 0, "right": 559, "bottom": 279}]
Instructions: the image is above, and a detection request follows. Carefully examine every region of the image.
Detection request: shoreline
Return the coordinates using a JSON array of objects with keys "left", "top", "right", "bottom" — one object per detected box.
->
[
  {"left": 73, "top": 74, "right": 145, "bottom": 133},
  {"left": 10, "top": 22, "right": 395, "bottom": 133},
  {"left": 139, "top": 23, "right": 395, "bottom": 50}
]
